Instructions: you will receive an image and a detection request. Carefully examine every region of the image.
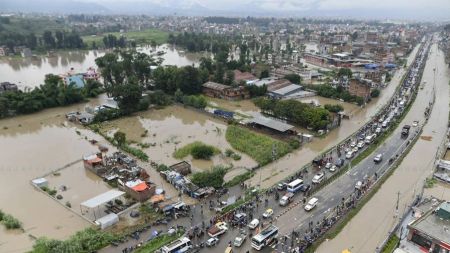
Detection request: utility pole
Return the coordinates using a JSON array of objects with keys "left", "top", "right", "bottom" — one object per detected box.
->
[{"left": 396, "top": 191, "right": 400, "bottom": 210}]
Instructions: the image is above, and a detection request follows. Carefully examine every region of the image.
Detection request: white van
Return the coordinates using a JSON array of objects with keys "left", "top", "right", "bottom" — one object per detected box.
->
[
  {"left": 312, "top": 173, "right": 325, "bottom": 184},
  {"left": 304, "top": 197, "right": 318, "bottom": 211},
  {"left": 365, "top": 134, "right": 376, "bottom": 144},
  {"left": 248, "top": 219, "right": 259, "bottom": 230}
]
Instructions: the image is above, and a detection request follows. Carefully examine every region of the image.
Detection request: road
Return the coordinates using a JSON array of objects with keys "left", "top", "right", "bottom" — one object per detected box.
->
[
  {"left": 193, "top": 39, "right": 431, "bottom": 253},
  {"left": 316, "top": 39, "right": 450, "bottom": 253}
]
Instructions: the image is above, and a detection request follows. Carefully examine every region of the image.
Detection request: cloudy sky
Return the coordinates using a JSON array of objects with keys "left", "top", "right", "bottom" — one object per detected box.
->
[{"left": 2, "top": 0, "right": 450, "bottom": 20}]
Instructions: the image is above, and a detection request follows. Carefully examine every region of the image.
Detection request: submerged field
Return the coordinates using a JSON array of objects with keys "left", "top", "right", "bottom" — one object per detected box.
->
[{"left": 82, "top": 29, "right": 169, "bottom": 46}]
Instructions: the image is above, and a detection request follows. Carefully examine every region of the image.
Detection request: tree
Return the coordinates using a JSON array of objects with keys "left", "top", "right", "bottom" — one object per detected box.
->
[
  {"left": 284, "top": 74, "right": 302, "bottom": 84},
  {"left": 260, "top": 69, "right": 269, "bottom": 79},
  {"left": 42, "top": 31, "right": 56, "bottom": 49},
  {"left": 370, "top": 89, "right": 380, "bottom": 98},
  {"left": 324, "top": 104, "right": 344, "bottom": 113},
  {"left": 337, "top": 68, "right": 352, "bottom": 78},
  {"left": 224, "top": 70, "right": 235, "bottom": 85},
  {"left": 113, "top": 131, "right": 126, "bottom": 146}
]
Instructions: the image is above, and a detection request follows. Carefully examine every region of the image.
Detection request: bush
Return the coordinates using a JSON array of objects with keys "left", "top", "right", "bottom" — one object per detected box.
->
[
  {"left": 224, "top": 171, "right": 254, "bottom": 188},
  {"left": 324, "top": 104, "right": 344, "bottom": 113},
  {"left": 371, "top": 88, "right": 380, "bottom": 98},
  {"left": 31, "top": 228, "right": 117, "bottom": 253},
  {"left": 225, "top": 149, "right": 234, "bottom": 157},
  {"left": 190, "top": 166, "right": 227, "bottom": 188},
  {"left": 182, "top": 95, "right": 207, "bottom": 109},
  {"left": 134, "top": 230, "right": 184, "bottom": 253},
  {"left": 226, "top": 125, "right": 292, "bottom": 165},
  {"left": 157, "top": 164, "right": 169, "bottom": 172},
  {"left": 121, "top": 145, "right": 149, "bottom": 161},
  {"left": 2, "top": 214, "right": 21, "bottom": 229},
  {"left": 93, "top": 109, "right": 122, "bottom": 123},
  {"left": 288, "top": 139, "right": 300, "bottom": 149},
  {"left": 231, "top": 153, "right": 241, "bottom": 160},
  {"left": 173, "top": 141, "right": 220, "bottom": 159}
]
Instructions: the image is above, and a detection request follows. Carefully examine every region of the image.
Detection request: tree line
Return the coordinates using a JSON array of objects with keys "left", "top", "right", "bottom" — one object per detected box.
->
[
  {"left": 0, "top": 30, "right": 85, "bottom": 52},
  {"left": 0, "top": 75, "right": 102, "bottom": 118},
  {"left": 253, "top": 97, "right": 331, "bottom": 131}
]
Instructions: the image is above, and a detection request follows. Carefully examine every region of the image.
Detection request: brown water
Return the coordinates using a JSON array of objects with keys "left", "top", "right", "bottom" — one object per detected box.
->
[
  {"left": 98, "top": 105, "right": 258, "bottom": 171},
  {"left": 316, "top": 42, "right": 450, "bottom": 253},
  {"left": 246, "top": 43, "right": 421, "bottom": 188},
  {"left": 0, "top": 44, "right": 202, "bottom": 89}
]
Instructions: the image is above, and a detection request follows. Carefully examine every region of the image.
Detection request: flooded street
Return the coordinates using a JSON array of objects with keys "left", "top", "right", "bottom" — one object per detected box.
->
[
  {"left": 0, "top": 44, "right": 203, "bottom": 89},
  {"left": 247, "top": 44, "right": 421, "bottom": 188},
  {"left": 316, "top": 42, "right": 450, "bottom": 253}
]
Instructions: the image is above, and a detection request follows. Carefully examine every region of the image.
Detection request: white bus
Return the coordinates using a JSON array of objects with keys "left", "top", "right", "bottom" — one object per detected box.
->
[
  {"left": 251, "top": 225, "right": 279, "bottom": 250},
  {"left": 286, "top": 179, "right": 303, "bottom": 193},
  {"left": 161, "top": 237, "right": 193, "bottom": 253}
]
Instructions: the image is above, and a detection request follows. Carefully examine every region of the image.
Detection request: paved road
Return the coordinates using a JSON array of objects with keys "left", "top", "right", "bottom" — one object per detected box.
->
[
  {"left": 194, "top": 39, "right": 431, "bottom": 253},
  {"left": 316, "top": 38, "right": 450, "bottom": 253}
]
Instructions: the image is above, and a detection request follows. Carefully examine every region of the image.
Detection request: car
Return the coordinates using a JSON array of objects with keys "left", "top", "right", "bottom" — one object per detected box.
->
[
  {"left": 350, "top": 141, "right": 357, "bottom": 148},
  {"left": 346, "top": 151, "right": 354, "bottom": 159},
  {"left": 300, "top": 184, "right": 311, "bottom": 192},
  {"left": 325, "top": 162, "right": 332, "bottom": 169},
  {"left": 412, "top": 120, "right": 419, "bottom": 127},
  {"left": 375, "top": 127, "right": 382, "bottom": 134},
  {"left": 248, "top": 219, "right": 259, "bottom": 229},
  {"left": 357, "top": 141, "right": 365, "bottom": 149},
  {"left": 374, "top": 154, "right": 383, "bottom": 163},
  {"left": 312, "top": 172, "right": 325, "bottom": 184},
  {"left": 233, "top": 234, "right": 246, "bottom": 247},
  {"left": 329, "top": 165, "right": 337, "bottom": 172},
  {"left": 277, "top": 182, "right": 287, "bottom": 191},
  {"left": 355, "top": 181, "right": 362, "bottom": 190},
  {"left": 345, "top": 147, "right": 351, "bottom": 153},
  {"left": 352, "top": 147, "right": 359, "bottom": 153},
  {"left": 206, "top": 237, "right": 219, "bottom": 247},
  {"left": 304, "top": 197, "right": 318, "bottom": 211},
  {"left": 262, "top": 209, "right": 273, "bottom": 218},
  {"left": 335, "top": 158, "right": 345, "bottom": 167}
]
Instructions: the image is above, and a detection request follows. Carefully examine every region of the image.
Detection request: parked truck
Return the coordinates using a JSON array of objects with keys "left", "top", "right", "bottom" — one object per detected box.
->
[
  {"left": 208, "top": 222, "right": 228, "bottom": 237},
  {"left": 401, "top": 125, "right": 411, "bottom": 137}
]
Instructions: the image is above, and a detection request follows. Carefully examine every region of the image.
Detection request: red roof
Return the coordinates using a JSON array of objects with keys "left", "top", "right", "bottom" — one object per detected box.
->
[{"left": 131, "top": 182, "right": 148, "bottom": 192}]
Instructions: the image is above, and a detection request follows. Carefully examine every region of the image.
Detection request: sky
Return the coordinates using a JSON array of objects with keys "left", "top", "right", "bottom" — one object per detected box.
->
[{"left": 2, "top": 0, "right": 450, "bottom": 20}]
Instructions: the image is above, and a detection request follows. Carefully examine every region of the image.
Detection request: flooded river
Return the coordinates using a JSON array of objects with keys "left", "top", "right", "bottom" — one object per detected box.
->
[
  {"left": 316, "top": 42, "right": 450, "bottom": 253},
  {"left": 0, "top": 44, "right": 203, "bottom": 89}
]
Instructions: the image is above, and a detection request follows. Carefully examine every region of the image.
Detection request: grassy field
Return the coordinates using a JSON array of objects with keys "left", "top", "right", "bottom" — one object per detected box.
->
[
  {"left": 225, "top": 125, "right": 292, "bottom": 165},
  {"left": 0, "top": 17, "right": 67, "bottom": 34},
  {"left": 82, "top": 29, "right": 169, "bottom": 47}
]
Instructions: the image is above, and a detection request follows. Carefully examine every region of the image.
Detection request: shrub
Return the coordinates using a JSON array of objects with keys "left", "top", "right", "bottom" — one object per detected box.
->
[
  {"left": 225, "top": 149, "right": 234, "bottom": 157},
  {"left": 190, "top": 166, "right": 227, "bottom": 188},
  {"left": 371, "top": 88, "right": 381, "bottom": 98},
  {"left": 324, "top": 104, "right": 344, "bottom": 113},
  {"left": 231, "top": 153, "right": 241, "bottom": 160},
  {"left": 157, "top": 164, "right": 169, "bottom": 172},
  {"left": 2, "top": 214, "right": 21, "bottom": 229},
  {"left": 173, "top": 141, "right": 220, "bottom": 159},
  {"left": 224, "top": 171, "right": 254, "bottom": 188}
]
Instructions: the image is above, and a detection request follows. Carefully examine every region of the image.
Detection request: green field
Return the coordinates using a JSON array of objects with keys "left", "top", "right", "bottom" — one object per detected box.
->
[
  {"left": 0, "top": 17, "right": 67, "bottom": 34},
  {"left": 82, "top": 29, "right": 169, "bottom": 47},
  {"left": 173, "top": 141, "right": 220, "bottom": 159},
  {"left": 225, "top": 125, "right": 292, "bottom": 165}
]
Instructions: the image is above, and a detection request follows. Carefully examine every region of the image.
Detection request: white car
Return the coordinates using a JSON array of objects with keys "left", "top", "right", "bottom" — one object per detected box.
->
[
  {"left": 329, "top": 165, "right": 337, "bottom": 172},
  {"left": 233, "top": 235, "right": 246, "bottom": 247},
  {"left": 304, "top": 197, "right": 318, "bottom": 211},
  {"left": 375, "top": 127, "right": 382, "bottom": 134},
  {"left": 412, "top": 120, "right": 419, "bottom": 127},
  {"left": 374, "top": 154, "right": 383, "bottom": 163},
  {"left": 206, "top": 237, "right": 219, "bottom": 247},
  {"left": 262, "top": 209, "right": 274, "bottom": 218},
  {"left": 346, "top": 151, "right": 354, "bottom": 159},
  {"left": 325, "top": 162, "right": 332, "bottom": 169},
  {"left": 248, "top": 219, "right": 259, "bottom": 229},
  {"left": 350, "top": 141, "right": 357, "bottom": 148},
  {"left": 357, "top": 141, "right": 365, "bottom": 149},
  {"left": 345, "top": 147, "right": 351, "bottom": 153},
  {"left": 312, "top": 172, "right": 325, "bottom": 184},
  {"left": 352, "top": 147, "right": 359, "bottom": 153}
]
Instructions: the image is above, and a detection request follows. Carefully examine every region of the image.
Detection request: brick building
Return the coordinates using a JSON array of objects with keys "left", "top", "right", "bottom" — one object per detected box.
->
[{"left": 348, "top": 78, "right": 372, "bottom": 101}]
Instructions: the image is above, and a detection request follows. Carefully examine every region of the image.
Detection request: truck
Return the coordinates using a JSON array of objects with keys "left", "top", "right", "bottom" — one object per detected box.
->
[
  {"left": 401, "top": 125, "right": 411, "bottom": 137},
  {"left": 208, "top": 222, "right": 228, "bottom": 237},
  {"left": 279, "top": 192, "right": 294, "bottom": 206}
]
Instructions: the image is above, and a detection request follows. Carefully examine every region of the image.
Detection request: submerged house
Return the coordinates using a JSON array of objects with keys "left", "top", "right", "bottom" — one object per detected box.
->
[{"left": 202, "top": 81, "right": 250, "bottom": 100}]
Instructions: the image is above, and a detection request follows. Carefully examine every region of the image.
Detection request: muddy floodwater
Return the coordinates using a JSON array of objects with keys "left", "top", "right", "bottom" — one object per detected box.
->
[
  {"left": 98, "top": 105, "right": 258, "bottom": 171},
  {"left": 0, "top": 44, "right": 203, "bottom": 89},
  {"left": 317, "top": 42, "right": 450, "bottom": 253}
]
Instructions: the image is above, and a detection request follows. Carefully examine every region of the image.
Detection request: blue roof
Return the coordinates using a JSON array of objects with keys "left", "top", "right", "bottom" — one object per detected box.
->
[
  {"left": 364, "top": 64, "right": 379, "bottom": 69},
  {"left": 385, "top": 63, "right": 397, "bottom": 68},
  {"left": 65, "top": 74, "right": 85, "bottom": 88}
]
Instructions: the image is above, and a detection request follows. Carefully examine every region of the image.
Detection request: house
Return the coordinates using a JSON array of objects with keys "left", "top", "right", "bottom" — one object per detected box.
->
[
  {"left": 407, "top": 201, "right": 450, "bottom": 252},
  {"left": 120, "top": 179, "right": 156, "bottom": 202},
  {"left": 348, "top": 78, "right": 372, "bottom": 101},
  {"left": 83, "top": 67, "right": 100, "bottom": 81},
  {"left": 64, "top": 74, "right": 85, "bottom": 88},
  {"left": 169, "top": 161, "right": 192, "bottom": 176},
  {"left": 266, "top": 79, "right": 292, "bottom": 92},
  {"left": 0, "top": 46, "right": 7, "bottom": 56},
  {"left": 83, "top": 153, "right": 105, "bottom": 175},
  {"left": 0, "top": 82, "right": 18, "bottom": 93},
  {"left": 21, "top": 48, "right": 32, "bottom": 58},
  {"left": 202, "top": 81, "right": 250, "bottom": 100},
  {"left": 268, "top": 84, "right": 304, "bottom": 99}
]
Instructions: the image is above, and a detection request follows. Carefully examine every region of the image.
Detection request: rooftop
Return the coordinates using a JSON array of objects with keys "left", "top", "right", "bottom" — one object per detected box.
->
[
  {"left": 409, "top": 201, "right": 450, "bottom": 245},
  {"left": 249, "top": 115, "right": 294, "bottom": 133},
  {"left": 270, "top": 84, "right": 302, "bottom": 96},
  {"left": 203, "top": 81, "right": 229, "bottom": 91}
]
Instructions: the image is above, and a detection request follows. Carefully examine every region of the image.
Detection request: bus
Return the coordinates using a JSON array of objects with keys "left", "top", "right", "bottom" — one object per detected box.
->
[
  {"left": 286, "top": 179, "right": 303, "bottom": 193},
  {"left": 161, "top": 237, "right": 193, "bottom": 253},
  {"left": 251, "top": 225, "right": 279, "bottom": 250}
]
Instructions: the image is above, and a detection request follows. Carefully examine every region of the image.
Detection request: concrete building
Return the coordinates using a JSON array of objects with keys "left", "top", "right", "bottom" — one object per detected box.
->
[
  {"left": 348, "top": 78, "right": 372, "bottom": 101},
  {"left": 202, "top": 81, "right": 250, "bottom": 100},
  {"left": 407, "top": 201, "right": 450, "bottom": 252}
]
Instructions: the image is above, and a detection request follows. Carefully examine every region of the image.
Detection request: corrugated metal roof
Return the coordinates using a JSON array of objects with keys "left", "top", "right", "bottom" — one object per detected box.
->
[
  {"left": 250, "top": 115, "right": 294, "bottom": 132},
  {"left": 271, "top": 84, "right": 302, "bottom": 96}
]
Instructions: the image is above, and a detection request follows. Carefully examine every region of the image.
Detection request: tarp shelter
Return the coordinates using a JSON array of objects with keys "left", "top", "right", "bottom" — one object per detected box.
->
[
  {"left": 95, "top": 213, "right": 119, "bottom": 230},
  {"left": 32, "top": 178, "right": 48, "bottom": 188},
  {"left": 342, "top": 250, "right": 351, "bottom": 253},
  {"left": 80, "top": 189, "right": 125, "bottom": 220}
]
